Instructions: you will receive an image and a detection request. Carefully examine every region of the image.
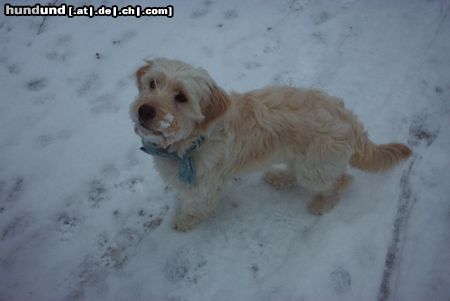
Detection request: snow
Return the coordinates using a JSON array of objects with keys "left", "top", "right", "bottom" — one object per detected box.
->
[
  {"left": 159, "top": 113, "right": 174, "bottom": 130},
  {"left": 0, "top": 0, "right": 449, "bottom": 300}
]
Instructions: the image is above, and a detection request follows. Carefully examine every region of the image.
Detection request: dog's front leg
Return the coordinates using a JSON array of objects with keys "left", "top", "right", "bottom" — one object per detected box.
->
[{"left": 172, "top": 181, "right": 223, "bottom": 232}]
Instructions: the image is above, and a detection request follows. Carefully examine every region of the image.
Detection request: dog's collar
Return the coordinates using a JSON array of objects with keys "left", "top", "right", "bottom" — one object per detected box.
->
[{"left": 140, "top": 136, "right": 206, "bottom": 185}]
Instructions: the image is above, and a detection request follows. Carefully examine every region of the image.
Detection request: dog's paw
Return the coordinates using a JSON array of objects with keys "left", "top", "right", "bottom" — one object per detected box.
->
[
  {"left": 172, "top": 214, "right": 202, "bottom": 232},
  {"left": 264, "top": 170, "right": 296, "bottom": 190},
  {"left": 308, "top": 194, "right": 337, "bottom": 215}
]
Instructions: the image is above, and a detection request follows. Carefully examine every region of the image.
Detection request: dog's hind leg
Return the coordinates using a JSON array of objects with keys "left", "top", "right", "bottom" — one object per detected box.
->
[
  {"left": 294, "top": 134, "right": 354, "bottom": 214},
  {"left": 307, "top": 173, "right": 353, "bottom": 215},
  {"left": 264, "top": 167, "right": 297, "bottom": 190}
]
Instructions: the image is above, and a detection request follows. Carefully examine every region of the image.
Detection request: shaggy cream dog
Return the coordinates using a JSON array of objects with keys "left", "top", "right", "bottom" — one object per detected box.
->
[{"left": 130, "top": 58, "right": 411, "bottom": 232}]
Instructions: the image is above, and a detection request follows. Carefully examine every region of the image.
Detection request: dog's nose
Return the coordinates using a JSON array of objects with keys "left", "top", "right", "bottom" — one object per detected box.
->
[{"left": 138, "top": 104, "right": 156, "bottom": 121}]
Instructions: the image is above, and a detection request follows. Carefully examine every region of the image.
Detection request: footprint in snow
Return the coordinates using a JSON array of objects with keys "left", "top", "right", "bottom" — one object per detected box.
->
[
  {"left": 87, "top": 180, "right": 110, "bottom": 208},
  {"left": 408, "top": 114, "right": 439, "bottom": 147},
  {"left": 164, "top": 248, "right": 207, "bottom": 284},
  {"left": 7, "top": 64, "right": 20, "bottom": 74},
  {"left": 1, "top": 215, "right": 30, "bottom": 241},
  {"left": 0, "top": 177, "right": 24, "bottom": 204},
  {"left": 313, "top": 11, "right": 331, "bottom": 25},
  {"left": 76, "top": 73, "right": 101, "bottom": 97},
  {"left": 56, "top": 211, "right": 83, "bottom": 241},
  {"left": 244, "top": 61, "right": 262, "bottom": 70},
  {"left": 89, "top": 94, "right": 120, "bottom": 115},
  {"left": 223, "top": 9, "right": 238, "bottom": 20},
  {"left": 26, "top": 78, "right": 48, "bottom": 92},
  {"left": 35, "top": 130, "right": 73, "bottom": 148},
  {"left": 135, "top": 205, "right": 168, "bottom": 232},
  {"left": 191, "top": 0, "right": 212, "bottom": 18},
  {"left": 330, "top": 267, "right": 351, "bottom": 294}
]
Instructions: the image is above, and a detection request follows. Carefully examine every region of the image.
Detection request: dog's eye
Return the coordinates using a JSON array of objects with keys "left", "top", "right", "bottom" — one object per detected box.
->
[
  {"left": 149, "top": 79, "right": 156, "bottom": 90},
  {"left": 174, "top": 92, "right": 188, "bottom": 103}
]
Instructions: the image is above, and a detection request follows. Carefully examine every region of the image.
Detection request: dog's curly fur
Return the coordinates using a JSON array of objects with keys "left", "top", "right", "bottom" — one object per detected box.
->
[{"left": 130, "top": 58, "right": 412, "bottom": 231}]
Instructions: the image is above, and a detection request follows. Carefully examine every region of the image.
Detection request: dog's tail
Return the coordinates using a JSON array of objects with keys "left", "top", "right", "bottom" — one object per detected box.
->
[{"left": 350, "top": 135, "right": 412, "bottom": 172}]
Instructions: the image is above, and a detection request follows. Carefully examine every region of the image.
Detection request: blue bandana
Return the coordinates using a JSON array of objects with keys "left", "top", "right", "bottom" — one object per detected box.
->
[{"left": 140, "top": 136, "right": 206, "bottom": 185}]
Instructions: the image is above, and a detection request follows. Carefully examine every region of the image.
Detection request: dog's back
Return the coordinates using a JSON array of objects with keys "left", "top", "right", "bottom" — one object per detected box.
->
[{"left": 228, "top": 86, "right": 411, "bottom": 174}]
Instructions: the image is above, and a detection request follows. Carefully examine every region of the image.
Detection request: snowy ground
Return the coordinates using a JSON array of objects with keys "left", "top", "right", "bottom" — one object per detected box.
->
[{"left": 1, "top": 0, "right": 449, "bottom": 300}]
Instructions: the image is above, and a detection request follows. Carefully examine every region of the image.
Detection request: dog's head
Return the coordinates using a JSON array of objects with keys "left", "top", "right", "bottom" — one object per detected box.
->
[{"left": 130, "top": 58, "right": 230, "bottom": 147}]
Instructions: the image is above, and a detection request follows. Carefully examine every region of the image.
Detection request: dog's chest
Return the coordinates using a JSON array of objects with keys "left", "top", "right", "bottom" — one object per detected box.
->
[
  {"left": 151, "top": 139, "right": 229, "bottom": 185},
  {"left": 152, "top": 156, "right": 180, "bottom": 183}
]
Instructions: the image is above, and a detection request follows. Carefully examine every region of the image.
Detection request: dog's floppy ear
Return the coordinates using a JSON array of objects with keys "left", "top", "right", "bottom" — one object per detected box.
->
[
  {"left": 196, "top": 85, "right": 230, "bottom": 131},
  {"left": 135, "top": 60, "right": 154, "bottom": 89}
]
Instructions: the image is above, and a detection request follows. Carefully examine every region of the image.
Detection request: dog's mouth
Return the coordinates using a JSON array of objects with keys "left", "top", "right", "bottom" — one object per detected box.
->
[
  {"left": 134, "top": 122, "right": 174, "bottom": 148},
  {"left": 135, "top": 123, "right": 163, "bottom": 138},
  {"left": 138, "top": 121, "right": 163, "bottom": 136}
]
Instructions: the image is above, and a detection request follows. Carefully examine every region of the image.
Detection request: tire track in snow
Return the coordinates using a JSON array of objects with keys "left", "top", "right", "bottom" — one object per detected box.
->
[
  {"left": 377, "top": 157, "right": 415, "bottom": 301},
  {"left": 378, "top": 113, "right": 440, "bottom": 301}
]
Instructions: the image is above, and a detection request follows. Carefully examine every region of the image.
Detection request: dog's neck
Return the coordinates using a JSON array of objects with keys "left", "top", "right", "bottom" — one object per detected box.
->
[
  {"left": 169, "top": 131, "right": 211, "bottom": 157},
  {"left": 169, "top": 106, "right": 231, "bottom": 156},
  {"left": 141, "top": 136, "right": 206, "bottom": 185},
  {"left": 168, "top": 134, "right": 206, "bottom": 157}
]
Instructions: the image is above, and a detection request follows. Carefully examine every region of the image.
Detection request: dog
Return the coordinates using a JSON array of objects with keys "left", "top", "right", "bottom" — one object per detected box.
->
[{"left": 130, "top": 58, "right": 412, "bottom": 232}]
